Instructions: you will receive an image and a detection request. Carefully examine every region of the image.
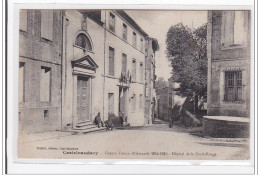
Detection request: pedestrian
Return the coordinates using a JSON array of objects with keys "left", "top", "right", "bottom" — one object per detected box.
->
[
  {"left": 93, "top": 112, "right": 104, "bottom": 128},
  {"left": 119, "top": 111, "right": 124, "bottom": 126}
]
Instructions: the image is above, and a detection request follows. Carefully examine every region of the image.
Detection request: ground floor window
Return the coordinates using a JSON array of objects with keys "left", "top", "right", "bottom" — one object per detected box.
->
[
  {"left": 108, "top": 93, "right": 114, "bottom": 114},
  {"left": 224, "top": 71, "right": 242, "bottom": 102},
  {"left": 40, "top": 66, "right": 51, "bottom": 102},
  {"left": 19, "top": 62, "right": 25, "bottom": 102}
]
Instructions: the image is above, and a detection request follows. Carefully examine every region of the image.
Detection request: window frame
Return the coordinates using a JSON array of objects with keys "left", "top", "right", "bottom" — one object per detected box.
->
[
  {"left": 40, "top": 10, "right": 54, "bottom": 41},
  {"left": 19, "top": 62, "right": 25, "bottom": 103},
  {"left": 109, "top": 12, "right": 116, "bottom": 33},
  {"left": 122, "top": 23, "right": 128, "bottom": 41},
  {"left": 221, "top": 10, "right": 249, "bottom": 50},
  {"left": 40, "top": 66, "right": 51, "bottom": 102},
  {"left": 132, "top": 31, "right": 137, "bottom": 48},
  {"left": 122, "top": 53, "right": 127, "bottom": 75},
  {"left": 224, "top": 71, "right": 243, "bottom": 102},
  {"left": 75, "top": 33, "right": 93, "bottom": 52},
  {"left": 108, "top": 47, "right": 115, "bottom": 76}
]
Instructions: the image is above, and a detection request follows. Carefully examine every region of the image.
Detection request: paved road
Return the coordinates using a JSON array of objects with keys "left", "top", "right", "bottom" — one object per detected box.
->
[{"left": 18, "top": 118, "right": 250, "bottom": 160}]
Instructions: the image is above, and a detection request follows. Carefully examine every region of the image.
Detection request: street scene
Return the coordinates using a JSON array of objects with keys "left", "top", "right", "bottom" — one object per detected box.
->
[{"left": 18, "top": 10, "right": 251, "bottom": 160}]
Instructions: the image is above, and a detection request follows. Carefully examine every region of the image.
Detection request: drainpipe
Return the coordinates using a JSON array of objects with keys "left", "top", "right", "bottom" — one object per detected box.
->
[
  {"left": 102, "top": 10, "right": 106, "bottom": 121},
  {"left": 60, "top": 10, "right": 64, "bottom": 131}
]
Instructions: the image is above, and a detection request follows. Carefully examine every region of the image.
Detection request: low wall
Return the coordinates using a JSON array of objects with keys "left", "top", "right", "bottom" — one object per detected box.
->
[{"left": 203, "top": 116, "right": 249, "bottom": 138}]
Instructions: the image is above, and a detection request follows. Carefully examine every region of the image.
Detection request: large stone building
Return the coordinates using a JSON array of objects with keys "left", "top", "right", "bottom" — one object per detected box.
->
[
  {"left": 19, "top": 9, "right": 158, "bottom": 133},
  {"left": 19, "top": 10, "right": 63, "bottom": 133},
  {"left": 207, "top": 10, "right": 251, "bottom": 117}
]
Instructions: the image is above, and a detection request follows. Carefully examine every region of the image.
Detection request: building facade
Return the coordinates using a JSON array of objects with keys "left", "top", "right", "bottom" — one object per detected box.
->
[
  {"left": 19, "top": 10, "right": 63, "bottom": 133},
  {"left": 207, "top": 11, "right": 251, "bottom": 117},
  {"left": 144, "top": 38, "right": 158, "bottom": 124},
  {"left": 19, "top": 9, "right": 157, "bottom": 133}
]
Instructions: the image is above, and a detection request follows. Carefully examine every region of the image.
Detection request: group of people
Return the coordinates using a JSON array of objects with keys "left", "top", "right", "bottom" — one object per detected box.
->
[
  {"left": 93, "top": 112, "right": 113, "bottom": 131},
  {"left": 93, "top": 111, "right": 127, "bottom": 131}
]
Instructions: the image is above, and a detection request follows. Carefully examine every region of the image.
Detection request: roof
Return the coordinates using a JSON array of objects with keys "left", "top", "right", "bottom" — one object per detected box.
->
[{"left": 115, "top": 10, "right": 149, "bottom": 37}]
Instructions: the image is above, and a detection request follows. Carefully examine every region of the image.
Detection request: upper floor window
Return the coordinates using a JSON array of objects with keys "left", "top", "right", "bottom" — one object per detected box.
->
[
  {"left": 123, "top": 23, "right": 127, "bottom": 41},
  {"left": 221, "top": 11, "right": 249, "bottom": 47},
  {"left": 131, "top": 59, "right": 136, "bottom": 82},
  {"left": 224, "top": 71, "right": 243, "bottom": 102},
  {"left": 20, "top": 10, "right": 27, "bottom": 32},
  {"left": 41, "top": 10, "right": 53, "bottom": 41},
  {"left": 109, "top": 12, "right": 115, "bottom": 32},
  {"left": 75, "top": 33, "right": 92, "bottom": 51},
  {"left": 122, "top": 53, "right": 127, "bottom": 75},
  {"left": 109, "top": 47, "right": 115, "bottom": 76},
  {"left": 140, "top": 62, "right": 143, "bottom": 83},
  {"left": 132, "top": 32, "right": 137, "bottom": 47},
  {"left": 140, "top": 38, "right": 144, "bottom": 52}
]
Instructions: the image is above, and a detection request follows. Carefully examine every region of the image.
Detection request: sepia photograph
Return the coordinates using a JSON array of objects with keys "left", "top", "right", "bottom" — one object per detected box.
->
[{"left": 17, "top": 9, "right": 251, "bottom": 160}]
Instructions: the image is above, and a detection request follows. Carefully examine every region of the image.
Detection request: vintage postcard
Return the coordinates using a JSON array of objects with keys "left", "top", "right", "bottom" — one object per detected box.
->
[{"left": 17, "top": 9, "right": 252, "bottom": 160}]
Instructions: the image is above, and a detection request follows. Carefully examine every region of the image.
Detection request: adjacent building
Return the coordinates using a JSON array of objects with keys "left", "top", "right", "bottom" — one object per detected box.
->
[
  {"left": 19, "top": 9, "right": 158, "bottom": 133},
  {"left": 207, "top": 10, "right": 251, "bottom": 118},
  {"left": 19, "top": 10, "right": 63, "bottom": 133}
]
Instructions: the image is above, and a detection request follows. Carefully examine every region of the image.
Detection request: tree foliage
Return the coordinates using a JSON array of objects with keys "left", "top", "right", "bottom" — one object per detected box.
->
[
  {"left": 155, "top": 77, "right": 168, "bottom": 90},
  {"left": 166, "top": 23, "right": 207, "bottom": 98}
]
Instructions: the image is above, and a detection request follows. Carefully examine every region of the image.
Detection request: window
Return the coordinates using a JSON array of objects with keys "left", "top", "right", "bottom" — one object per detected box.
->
[
  {"left": 140, "top": 62, "right": 143, "bottom": 83},
  {"left": 140, "top": 38, "right": 144, "bottom": 52},
  {"left": 109, "top": 12, "right": 115, "bottom": 32},
  {"left": 19, "top": 62, "right": 25, "bottom": 102},
  {"left": 20, "top": 10, "right": 27, "bottom": 32},
  {"left": 40, "top": 66, "right": 51, "bottom": 102},
  {"left": 123, "top": 23, "right": 127, "bottom": 41},
  {"left": 122, "top": 53, "right": 127, "bottom": 75},
  {"left": 75, "top": 33, "right": 92, "bottom": 51},
  {"left": 131, "top": 59, "right": 136, "bottom": 82},
  {"left": 109, "top": 47, "right": 115, "bottom": 76},
  {"left": 132, "top": 32, "right": 137, "bottom": 47},
  {"left": 224, "top": 71, "right": 242, "bottom": 102},
  {"left": 221, "top": 11, "right": 249, "bottom": 47},
  {"left": 131, "top": 94, "right": 136, "bottom": 112},
  {"left": 41, "top": 10, "right": 53, "bottom": 41},
  {"left": 108, "top": 93, "right": 114, "bottom": 114},
  {"left": 139, "top": 94, "right": 143, "bottom": 109}
]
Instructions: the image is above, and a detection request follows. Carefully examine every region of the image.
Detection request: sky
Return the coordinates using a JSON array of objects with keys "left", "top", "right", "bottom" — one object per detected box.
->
[{"left": 125, "top": 10, "right": 207, "bottom": 81}]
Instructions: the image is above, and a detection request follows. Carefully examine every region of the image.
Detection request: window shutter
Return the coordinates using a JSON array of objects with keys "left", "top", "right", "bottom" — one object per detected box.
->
[
  {"left": 132, "top": 59, "right": 136, "bottom": 81},
  {"left": 20, "top": 10, "right": 27, "bottom": 32},
  {"left": 234, "top": 11, "right": 248, "bottom": 45},
  {"left": 122, "top": 54, "right": 127, "bottom": 74},
  {"left": 109, "top": 47, "right": 114, "bottom": 76},
  {"left": 221, "top": 11, "right": 234, "bottom": 46},
  {"left": 41, "top": 10, "right": 53, "bottom": 41},
  {"left": 19, "top": 63, "right": 25, "bottom": 102}
]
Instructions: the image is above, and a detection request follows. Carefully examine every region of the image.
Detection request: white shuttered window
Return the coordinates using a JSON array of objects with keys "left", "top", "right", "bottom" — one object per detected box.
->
[
  {"left": 40, "top": 67, "right": 51, "bottom": 102},
  {"left": 221, "top": 11, "right": 249, "bottom": 47},
  {"left": 41, "top": 10, "right": 53, "bottom": 41},
  {"left": 108, "top": 93, "right": 114, "bottom": 114},
  {"left": 20, "top": 10, "right": 27, "bottom": 32}
]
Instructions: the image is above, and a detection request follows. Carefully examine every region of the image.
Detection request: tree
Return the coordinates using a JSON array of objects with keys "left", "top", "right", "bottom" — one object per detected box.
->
[
  {"left": 166, "top": 23, "right": 207, "bottom": 112},
  {"left": 155, "top": 77, "right": 168, "bottom": 90}
]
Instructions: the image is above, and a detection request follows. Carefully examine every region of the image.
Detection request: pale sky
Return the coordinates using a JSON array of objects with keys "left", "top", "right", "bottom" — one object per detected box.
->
[{"left": 125, "top": 10, "right": 207, "bottom": 81}]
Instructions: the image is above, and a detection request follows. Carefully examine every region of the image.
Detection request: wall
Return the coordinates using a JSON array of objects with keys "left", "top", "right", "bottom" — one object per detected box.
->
[
  {"left": 208, "top": 11, "right": 251, "bottom": 117},
  {"left": 19, "top": 10, "right": 63, "bottom": 133}
]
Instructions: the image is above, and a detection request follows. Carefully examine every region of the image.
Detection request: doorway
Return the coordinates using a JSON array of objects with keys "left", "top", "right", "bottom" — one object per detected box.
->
[
  {"left": 119, "top": 87, "right": 128, "bottom": 116},
  {"left": 77, "top": 76, "right": 91, "bottom": 121}
]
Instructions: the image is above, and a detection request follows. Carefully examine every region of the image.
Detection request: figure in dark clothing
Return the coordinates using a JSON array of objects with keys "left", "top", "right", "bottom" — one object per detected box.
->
[
  {"left": 119, "top": 111, "right": 124, "bottom": 126},
  {"left": 104, "top": 117, "right": 113, "bottom": 131},
  {"left": 93, "top": 112, "right": 104, "bottom": 128}
]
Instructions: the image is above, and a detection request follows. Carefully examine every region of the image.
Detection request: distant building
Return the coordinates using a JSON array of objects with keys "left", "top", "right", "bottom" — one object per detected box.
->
[
  {"left": 144, "top": 38, "right": 159, "bottom": 124},
  {"left": 19, "top": 9, "right": 158, "bottom": 133},
  {"left": 207, "top": 11, "right": 251, "bottom": 117}
]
